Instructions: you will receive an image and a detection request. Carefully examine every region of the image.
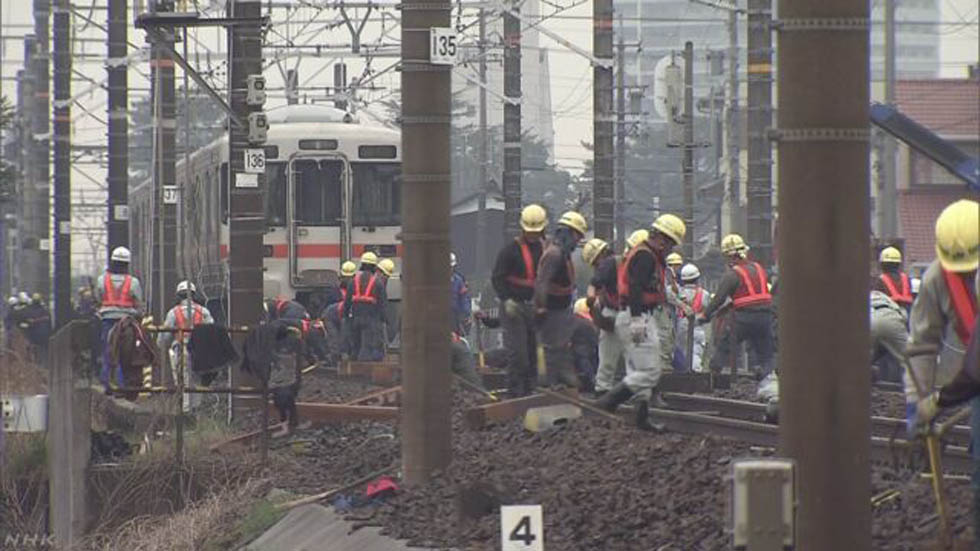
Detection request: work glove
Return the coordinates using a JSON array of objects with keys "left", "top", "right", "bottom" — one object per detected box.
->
[
  {"left": 695, "top": 312, "right": 710, "bottom": 325},
  {"left": 916, "top": 392, "right": 941, "bottom": 429},
  {"left": 629, "top": 317, "right": 646, "bottom": 344},
  {"left": 503, "top": 298, "right": 521, "bottom": 317}
]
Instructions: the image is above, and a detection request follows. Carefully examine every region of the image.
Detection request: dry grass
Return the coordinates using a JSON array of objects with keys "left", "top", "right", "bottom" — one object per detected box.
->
[
  {"left": 81, "top": 476, "right": 274, "bottom": 551},
  {"left": 0, "top": 433, "right": 49, "bottom": 535}
]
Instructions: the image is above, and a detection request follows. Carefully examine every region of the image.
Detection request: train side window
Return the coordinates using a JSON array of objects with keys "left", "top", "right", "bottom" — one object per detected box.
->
[
  {"left": 352, "top": 163, "right": 401, "bottom": 226},
  {"left": 293, "top": 159, "right": 342, "bottom": 226},
  {"left": 220, "top": 162, "right": 228, "bottom": 223},
  {"left": 265, "top": 162, "right": 287, "bottom": 226}
]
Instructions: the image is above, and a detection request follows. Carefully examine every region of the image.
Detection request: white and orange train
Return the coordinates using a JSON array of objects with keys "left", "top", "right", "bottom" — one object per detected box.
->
[{"left": 129, "top": 104, "right": 403, "bottom": 318}]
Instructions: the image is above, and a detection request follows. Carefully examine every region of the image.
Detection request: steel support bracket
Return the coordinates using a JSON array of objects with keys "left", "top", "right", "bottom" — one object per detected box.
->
[
  {"left": 768, "top": 127, "right": 870, "bottom": 143},
  {"left": 772, "top": 18, "right": 870, "bottom": 32}
]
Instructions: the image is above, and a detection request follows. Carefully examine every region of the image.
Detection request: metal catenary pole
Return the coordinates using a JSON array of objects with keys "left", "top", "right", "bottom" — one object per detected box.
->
[
  {"left": 879, "top": 0, "right": 897, "bottom": 239},
  {"left": 107, "top": 0, "right": 129, "bottom": 255},
  {"left": 614, "top": 21, "right": 625, "bottom": 251},
  {"left": 399, "top": 0, "right": 453, "bottom": 483},
  {"left": 746, "top": 0, "right": 772, "bottom": 267},
  {"left": 777, "top": 0, "right": 871, "bottom": 548},
  {"left": 52, "top": 0, "right": 71, "bottom": 327},
  {"left": 592, "top": 0, "right": 613, "bottom": 240},
  {"left": 727, "top": 8, "right": 742, "bottom": 235},
  {"left": 682, "top": 41, "right": 694, "bottom": 260},
  {"left": 503, "top": 3, "right": 522, "bottom": 237},
  {"left": 32, "top": 0, "right": 51, "bottom": 299},
  {"left": 474, "top": 9, "right": 489, "bottom": 280},
  {"left": 18, "top": 38, "right": 36, "bottom": 298},
  {"left": 227, "top": 0, "right": 266, "bottom": 418}
]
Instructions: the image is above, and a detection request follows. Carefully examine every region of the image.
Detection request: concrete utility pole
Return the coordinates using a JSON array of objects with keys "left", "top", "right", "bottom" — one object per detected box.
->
[
  {"left": 285, "top": 68, "right": 298, "bottom": 105},
  {"left": 150, "top": 0, "right": 178, "bottom": 320},
  {"left": 682, "top": 41, "right": 695, "bottom": 260},
  {"left": 52, "top": 0, "right": 70, "bottom": 327},
  {"left": 777, "top": 0, "right": 870, "bottom": 548},
  {"left": 32, "top": 0, "right": 51, "bottom": 299},
  {"left": 227, "top": 0, "right": 266, "bottom": 412},
  {"left": 18, "top": 37, "right": 36, "bottom": 297},
  {"left": 727, "top": 9, "right": 742, "bottom": 234},
  {"left": 746, "top": 0, "right": 773, "bottom": 267},
  {"left": 475, "top": 10, "right": 489, "bottom": 279},
  {"left": 502, "top": 3, "right": 522, "bottom": 237},
  {"left": 879, "top": 0, "right": 897, "bottom": 238},
  {"left": 614, "top": 26, "right": 626, "bottom": 251},
  {"left": 592, "top": 0, "right": 614, "bottom": 240},
  {"left": 399, "top": 0, "right": 452, "bottom": 483},
  {"left": 107, "top": 0, "right": 129, "bottom": 256}
]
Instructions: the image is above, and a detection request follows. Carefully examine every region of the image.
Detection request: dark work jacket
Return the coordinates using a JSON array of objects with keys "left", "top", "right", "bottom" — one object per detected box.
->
[
  {"left": 344, "top": 269, "right": 387, "bottom": 318},
  {"left": 702, "top": 261, "right": 770, "bottom": 319},
  {"left": 188, "top": 324, "right": 239, "bottom": 375},
  {"left": 591, "top": 255, "right": 619, "bottom": 308},
  {"left": 627, "top": 248, "right": 662, "bottom": 316},
  {"left": 534, "top": 243, "right": 575, "bottom": 311},
  {"left": 492, "top": 238, "right": 544, "bottom": 303},
  {"left": 938, "top": 313, "right": 980, "bottom": 408}
]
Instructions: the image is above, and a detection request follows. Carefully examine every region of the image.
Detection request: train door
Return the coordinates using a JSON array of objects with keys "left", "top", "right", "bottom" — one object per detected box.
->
[{"left": 286, "top": 154, "right": 352, "bottom": 288}]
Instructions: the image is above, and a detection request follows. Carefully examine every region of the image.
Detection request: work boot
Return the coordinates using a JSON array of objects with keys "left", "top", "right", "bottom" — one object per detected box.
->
[
  {"left": 595, "top": 382, "right": 633, "bottom": 413},
  {"left": 649, "top": 386, "right": 669, "bottom": 409},
  {"left": 635, "top": 398, "right": 666, "bottom": 433}
]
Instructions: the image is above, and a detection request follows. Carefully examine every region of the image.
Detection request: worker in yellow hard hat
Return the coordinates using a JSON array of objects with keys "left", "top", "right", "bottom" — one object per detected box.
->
[
  {"left": 597, "top": 213, "right": 687, "bottom": 431},
  {"left": 582, "top": 236, "right": 625, "bottom": 395},
  {"left": 492, "top": 204, "right": 548, "bottom": 396},
  {"left": 343, "top": 250, "right": 387, "bottom": 361},
  {"left": 570, "top": 297, "right": 599, "bottom": 392},
  {"left": 666, "top": 251, "right": 683, "bottom": 280},
  {"left": 873, "top": 246, "right": 914, "bottom": 311},
  {"left": 624, "top": 229, "right": 649, "bottom": 255},
  {"left": 698, "top": 233, "right": 775, "bottom": 383},
  {"left": 320, "top": 260, "right": 359, "bottom": 364},
  {"left": 533, "top": 210, "right": 588, "bottom": 389}
]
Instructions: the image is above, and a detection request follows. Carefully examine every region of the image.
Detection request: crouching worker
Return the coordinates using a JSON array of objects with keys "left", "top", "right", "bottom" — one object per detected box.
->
[
  {"left": 451, "top": 331, "right": 488, "bottom": 391},
  {"left": 242, "top": 320, "right": 308, "bottom": 435}
]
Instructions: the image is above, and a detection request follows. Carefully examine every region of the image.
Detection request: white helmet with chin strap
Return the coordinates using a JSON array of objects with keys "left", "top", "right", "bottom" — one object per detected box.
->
[
  {"left": 176, "top": 280, "right": 196, "bottom": 295},
  {"left": 110, "top": 246, "right": 131, "bottom": 263}
]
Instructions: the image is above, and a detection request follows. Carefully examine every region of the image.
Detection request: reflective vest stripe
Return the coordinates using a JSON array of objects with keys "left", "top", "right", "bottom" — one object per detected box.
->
[
  {"left": 616, "top": 244, "right": 665, "bottom": 305},
  {"left": 732, "top": 262, "right": 772, "bottom": 308},
  {"left": 880, "top": 272, "right": 913, "bottom": 305},
  {"left": 505, "top": 238, "right": 537, "bottom": 288},
  {"left": 174, "top": 304, "right": 203, "bottom": 342},
  {"left": 943, "top": 269, "right": 978, "bottom": 345},
  {"left": 692, "top": 288, "right": 705, "bottom": 314},
  {"left": 353, "top": 273, "right": 378, "bottom": 304},
  {"left": 102, "top": 273, "right": 135, "bottom": 308}
]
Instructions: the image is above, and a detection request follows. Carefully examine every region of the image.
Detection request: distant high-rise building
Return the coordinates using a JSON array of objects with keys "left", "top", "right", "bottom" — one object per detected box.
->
[{"left": 870, "top": 0, "right": 941, "bottom": 79}]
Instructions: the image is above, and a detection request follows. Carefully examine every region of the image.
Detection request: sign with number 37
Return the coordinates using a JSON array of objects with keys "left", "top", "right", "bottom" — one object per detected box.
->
[{"left": 501, "top": 505, "right": 544, "bottom": 551}]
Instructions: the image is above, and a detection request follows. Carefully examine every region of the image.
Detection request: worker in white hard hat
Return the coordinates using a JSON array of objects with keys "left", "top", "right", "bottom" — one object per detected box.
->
[
  {"left": 158, "top": 281, "right": 214, "bottom": 412},
  {"left": 674, "top": 263, "right": 710, "bottom": 373},
  {"left": 492, "top": 204, "right": 548, "bottom": 397},
  {"left": 533, "top": 211, "right": 588, "bottom": 389},
  {"left": 343, "top": 251, "right": 388, "bottom": 361},
  {"left": 95, "top": 246, "right": 144, "bottom": 389},
  {"left": 874, "top": 246, "right": 914, "bottom": 312},
  {"left": 450, "top": 252, "right": 472, "bottom": 336}
]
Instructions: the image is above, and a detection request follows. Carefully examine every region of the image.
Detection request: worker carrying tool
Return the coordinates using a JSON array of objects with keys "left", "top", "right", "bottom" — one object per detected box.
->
[
  {"left": 96, "top": 247, "right": 144, "bottom": 390},
  {"left": 698, "top": 234, "right": 775, "bottom": 381},
  {"left": 158, "top": 281, "right": 214, "bottom": 412},
  {"left": 873, "top": 246, "right": 914, "bottom": 311},
  {"left": 533, "top": 210, "right": 588, "bottom": 388},
  {"left": 596, "top": 213, "right": 687, "bottom": 431},
  {"left": 450, "top": 252, "right": 473, "bottom": 337},
  {"left": 583, "top": 237, "right": 621, "bottom": 395},
  {"left": 674, "top": 263, "right": 710, "bottom": 373},
  {"left": 906, "top": 199, "right": 978, "bottom": 431},
  {"left": 869, "top": 289, "right": 908, "bottom": 383},
  {"left": 344, "top": 251, "right": 388, "bottom": 361},
  {"left": 492, "top": 204, "right": 547, "bottom": 397},
  {"left": 571, "top": 298, "right": 599, "bottom": 393}
]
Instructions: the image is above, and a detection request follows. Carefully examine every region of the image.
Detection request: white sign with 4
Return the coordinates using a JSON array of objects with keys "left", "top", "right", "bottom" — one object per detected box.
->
[{"left": 500, "top": 505, "right": 544, "bottom": 551}]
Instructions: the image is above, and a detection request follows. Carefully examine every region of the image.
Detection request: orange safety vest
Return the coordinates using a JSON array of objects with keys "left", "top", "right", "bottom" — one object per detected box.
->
[
  {"left": 505, "top": 238, "right": 537, "bottom": 289},
  {"left": 616, "top": 243, "right": 665, "bottom": 306},
  {"left": 691, "top": 288, "right": 706, "bottom": 314},
  {"left": 102, "top": 273, "right": 135, "bottom": 308},
  {"left": 352, "top": 273, "right": 379, "bottom": 304},
  {"left": 732, "top": 262, "right": 772, "bottom": 309},
  {"left": 301, "top": 318, "right": 325, "bottom": 337},
  {"left": 880, "top": 272, "right": 913, "bottom": 306},
  {"left": 174, "top": 304, "right": 204, "bottom": 342},
  {"left": 943, "top": 269, "right": 978, "bottom": 345},
  {"left": 575, "top": 310, "right": 593, "bottom": 323}
]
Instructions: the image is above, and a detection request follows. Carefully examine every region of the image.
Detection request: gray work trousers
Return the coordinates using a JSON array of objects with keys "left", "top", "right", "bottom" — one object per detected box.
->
[
  {"left": 501, "top": 299, "right": 536, "bottom": 396},
  {"left": 596, "top": 307, "right": 626, "bottom": 393},
  {"left": 708, "top": 309, "right": 774, "bottom": 376},
  {"left": 350, "top": 313, "right": 385, "bottom": 361},
  {"left": 870, "top": 305, "right": 908, "bottom": 382},
  {"left": 538, "top": 308, "right": 580, "bottom": 389}
]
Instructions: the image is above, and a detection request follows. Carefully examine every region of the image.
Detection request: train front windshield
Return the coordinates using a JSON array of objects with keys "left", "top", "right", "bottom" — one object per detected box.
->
[{"left": 264, "top": 159, "right": 401, "bottom": 226}]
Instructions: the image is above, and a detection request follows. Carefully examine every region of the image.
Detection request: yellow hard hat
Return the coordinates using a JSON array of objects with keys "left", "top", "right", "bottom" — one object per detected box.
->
[
  {"left": 721, "top": 233, "right": 749, "bottom": 256},
  {"left": 582, "top": 238, "right": 609, "bottom": 266},
  {"left": 520, "top": 204, "right": 548, "bottom": 232},
  {"left": 378, "top": 258, "right": 395, "bottom": 277},
  {"left": 573, "top": 298, "right": 590, "bottom": 317},
  {"left": 360, "top": 251, "right": 379, "bottom": 265},
  {"left": 934, "top": 199, "right": 979, "bottom": 272},
  {"left": 879, "top": 246, "right": 902, "bottom": 264},
  {"left": 558, "top": 211, "right": 588, "bottom": 236},
  {"left": 340, "top": 261, "right": 357, "bottom": 277},
  {"left": 666, "top": 252, "right": 683, "bottom": 266},
  {"left": 651, "top": 214, "right": 686, "bottom": 245},
  {"left": 625, "top": 229, "right": 649, "bottom": 251}
]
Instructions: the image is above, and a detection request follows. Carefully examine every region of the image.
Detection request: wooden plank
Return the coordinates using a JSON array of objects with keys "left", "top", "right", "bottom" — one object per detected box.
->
[
  {"left": 464, "top": 389, "right": 578, "bottom": 430},
  {"left": 296, "top": 402, "right": 399, "bottom": 422},
  {"left": 339, "top": 360, "right": 401, "bottom": 385},
  {"left": 658, "top": 372, "right": 713, "bottom": 393},
  {"left": 479, "top": 370, "right": 509, "bottom": 389},
  {"left": 344, "top": 386, "right": 402, "bottom": 406}
]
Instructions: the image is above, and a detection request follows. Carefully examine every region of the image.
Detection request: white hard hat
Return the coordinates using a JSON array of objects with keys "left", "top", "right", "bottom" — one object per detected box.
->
[
  {"left": 680, "top": 263, "right": 701, "bottom": 282},
  {"left": 910, "top": 277, "right": 921, "bottom": 295},
  {"left": 110, "top": 246, "right": 131, "bottom": 263},
  {"left": 450, "top": 252, "right": 457, "bottom": 268},
  {"left": 7, "top": 296, "right": 17, "bottom": 306},
  {"left": 18, "top": 292, "right": 30, "bottom": 304},
  {"left": 176, "top": 280, "right": 196, "bottom": 295}
]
